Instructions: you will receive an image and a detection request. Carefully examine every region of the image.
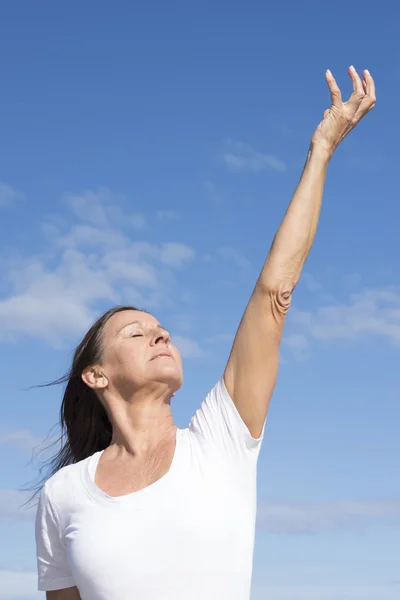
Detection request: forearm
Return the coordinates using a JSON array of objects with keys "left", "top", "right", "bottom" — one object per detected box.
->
[{"left": 258, "top": 142, "right": 330, "bottom": 292}]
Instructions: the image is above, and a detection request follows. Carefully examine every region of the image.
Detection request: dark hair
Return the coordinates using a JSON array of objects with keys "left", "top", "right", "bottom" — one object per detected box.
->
[{"left": 29, "top": 305, "right": 140, "bottom": 498}]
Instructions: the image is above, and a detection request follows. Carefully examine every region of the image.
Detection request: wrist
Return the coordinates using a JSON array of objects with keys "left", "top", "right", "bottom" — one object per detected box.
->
[{"left": 308, "top": 141, "right": 333, "bottom": 167}]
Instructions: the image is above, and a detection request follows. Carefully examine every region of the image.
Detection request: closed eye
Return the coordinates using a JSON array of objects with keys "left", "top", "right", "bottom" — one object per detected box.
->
[{"left": 131, "top": 334, "right": 143, "bottom": 338}]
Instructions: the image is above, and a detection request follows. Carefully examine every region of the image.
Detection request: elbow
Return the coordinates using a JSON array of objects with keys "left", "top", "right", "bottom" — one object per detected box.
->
[{"left": 255, "top": 279, "right": 296, "bottom": 319}]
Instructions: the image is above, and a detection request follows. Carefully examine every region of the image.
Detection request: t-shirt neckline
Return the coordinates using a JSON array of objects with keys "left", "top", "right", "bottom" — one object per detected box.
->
[{"left": 82, "top": 427, "right": 182, "bottom": 503}]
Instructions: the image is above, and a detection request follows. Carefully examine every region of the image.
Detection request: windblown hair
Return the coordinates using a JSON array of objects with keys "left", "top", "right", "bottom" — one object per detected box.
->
[{"left": 30, "top": 305, "right": 140, "bottom": 498}]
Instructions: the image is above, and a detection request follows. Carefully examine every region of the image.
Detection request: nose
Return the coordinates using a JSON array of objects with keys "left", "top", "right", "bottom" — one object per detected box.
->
[{"left": 152, "top": 329, "right": 170, "bottom": 346}]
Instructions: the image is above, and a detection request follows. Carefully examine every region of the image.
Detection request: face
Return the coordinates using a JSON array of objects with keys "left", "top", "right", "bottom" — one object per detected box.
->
[{"left": 91, "top": 310, "right": 183, "bottom": 397}]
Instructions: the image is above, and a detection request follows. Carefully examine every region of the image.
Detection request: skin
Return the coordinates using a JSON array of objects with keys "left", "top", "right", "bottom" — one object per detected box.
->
[
  {"left": 48, "top": 66, "right": 376, "bottom": 599},
  {"left": 82, "top": 310, "right": 182, "bottom": 496}
]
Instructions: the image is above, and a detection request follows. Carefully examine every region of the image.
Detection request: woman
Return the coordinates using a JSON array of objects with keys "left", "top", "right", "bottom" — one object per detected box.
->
[{"left": 35, "top": 67, "right": 376, "bottom": 600}]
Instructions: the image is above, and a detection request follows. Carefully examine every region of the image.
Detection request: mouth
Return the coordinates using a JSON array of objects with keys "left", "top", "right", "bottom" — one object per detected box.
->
[{"left": 150, "top": 352, "right": 173, "bottom": 361}]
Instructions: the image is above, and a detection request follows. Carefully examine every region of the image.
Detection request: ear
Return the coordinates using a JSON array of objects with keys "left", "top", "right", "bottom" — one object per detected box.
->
[{"left": 81, "top": 365, "right": 108, "bottom": 390}]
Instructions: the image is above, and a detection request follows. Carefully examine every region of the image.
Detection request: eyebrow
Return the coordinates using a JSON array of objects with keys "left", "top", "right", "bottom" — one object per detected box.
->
[{"left": 117, "top": 320, "right": 167, "bottom": 335}]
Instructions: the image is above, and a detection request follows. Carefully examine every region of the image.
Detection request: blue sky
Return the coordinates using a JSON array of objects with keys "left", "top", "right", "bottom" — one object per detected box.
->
[{"left": 0, "top": 1, "right": 399, "bottom": 598}]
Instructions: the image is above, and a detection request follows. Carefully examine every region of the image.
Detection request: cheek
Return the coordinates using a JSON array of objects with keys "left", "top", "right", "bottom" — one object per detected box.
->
[
  {"left": 111, "top": 351, "right": 148, "bottom": 386},
  {"left": 113, "top": 346, "right": 145, "bottom": 372}
]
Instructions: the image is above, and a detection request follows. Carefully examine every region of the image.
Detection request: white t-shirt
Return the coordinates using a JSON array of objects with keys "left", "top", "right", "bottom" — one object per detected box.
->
[{"left": 35, "top": 378, "right": 265, "bottom": 600}]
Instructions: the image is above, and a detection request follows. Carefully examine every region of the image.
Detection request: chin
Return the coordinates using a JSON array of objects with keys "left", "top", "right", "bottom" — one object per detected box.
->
[
  {"left": 162, "top": 371, "right": 183, "bottom": 390},
  {"left": 148, "top": 355, "right": 183, "bottom": 390},
  {"left": 153, "top": 366, "right": 183, "bottom": 391},
  {"left": 155, "top": 377, "right": 182, "bottom": 397}
]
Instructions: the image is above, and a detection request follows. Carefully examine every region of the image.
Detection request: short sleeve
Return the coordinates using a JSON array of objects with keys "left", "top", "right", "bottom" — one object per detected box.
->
[
  {"left": 35, "top": 482, "right": 75, "bottom": 591},
  {"left": 189, "top": 377, "right": 265, "bottom": 463}
]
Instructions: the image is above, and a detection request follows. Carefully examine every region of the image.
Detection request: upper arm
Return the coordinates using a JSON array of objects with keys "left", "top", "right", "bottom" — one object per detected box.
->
[
  {"left": 189, "top": 377, "right": 264, "bottom": 468},
  {"left": 46, "top": 587, "right": 81, "bottom": 600},
  {"left": 36, "top": 483, "right": 76, "bottom": 593},
  {"left": 224, "top": 281, "right": 292, "bottom": 438}
]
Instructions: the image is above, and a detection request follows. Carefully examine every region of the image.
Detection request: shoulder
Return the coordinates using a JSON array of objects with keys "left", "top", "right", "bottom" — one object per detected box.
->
[
  {"left": 42, "top": 454, "right": 93, "bottom": 512},
  {"left": 187, "top": 378, "right": 264, "bottom": 463}
]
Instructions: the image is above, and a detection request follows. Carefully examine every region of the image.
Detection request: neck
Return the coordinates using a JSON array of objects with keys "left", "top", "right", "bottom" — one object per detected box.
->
[{"left": 102, "top": 385, "right": 177, "bottom": 457}]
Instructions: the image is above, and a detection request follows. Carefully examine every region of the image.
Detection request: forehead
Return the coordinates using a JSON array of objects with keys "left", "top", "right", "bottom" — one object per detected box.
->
[{"left": 104, "top": 310, "right": 160, "bottom": 337}]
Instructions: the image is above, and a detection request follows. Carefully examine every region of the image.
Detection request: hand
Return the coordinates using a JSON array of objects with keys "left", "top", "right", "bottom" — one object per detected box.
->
[{"left": 311, "top": 66, "right": 376, "bottom": 158}]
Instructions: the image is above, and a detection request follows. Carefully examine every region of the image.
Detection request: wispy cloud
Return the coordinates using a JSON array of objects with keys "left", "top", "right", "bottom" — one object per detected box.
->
[
  {"left": 168, "top": 314, "right": 195, "bottom": 333},
  {"left": 342, "top": 272, "right": 362, "bottom": 288},
  {"left": 283, "top": 284, "right": 400, "bottom": 360},
  {"left": 206, "top": 332, "right": 233, "bottom": 345},
  {"left": 56, "top": 223, "right": 129, "bottom": 250},
  {"left": 222, "top": 139, "right": 287, "bottom": 173},
  {"left": 252, "top": 582, "right": 399, "bottom": 600},
  {"left": 291, "top": 286, "right": 400, "bottom": 346},
  {"left": 0, "top": 570, "right": 41, "bottom": 598},
  {"left": 128, "top": 213, "right": 146, "bottom": 229},
  {"left": 160, "top": 243, "right": 195, "bottom": 268},
  {"left": 302, "top": 272, "right": 322, "bottom": 293},
  {"left": 0, "top": 182, "right": 24, "bottom": 206},
  {"left": 257, "top": 498, "right": 400, "bottom": 534},
  {"left": 282, "top": 333, "right": 310, "bottom": 361},
  {"left": 0, "top": 490, "right": 35, "bottom": 522},
  {"left": 0, "top": 189, "right": 195, "bottom": 347},
  {"left": 218, "top": 246, "right": 251, "bottom": 269},
  {"left": 157, "top": 210, "right": 179, "bottom": 221},
  {"left": 0, "top": 427, "right": 43, "bottom": 453},
  {"left": 64, "top": 188, "right": 111, "bottom": 226},
  {"left": 204, "top": 180, "right": 223, "bottom": 205},
  {"left": 63, "top": 187, "right": 146, "bottom": 230},
  {"left": 173, "top": 335, "right": 202, "bottom": 358}
]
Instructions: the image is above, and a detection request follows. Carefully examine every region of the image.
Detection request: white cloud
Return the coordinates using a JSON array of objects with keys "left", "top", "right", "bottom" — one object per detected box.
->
[
  {"left": 64, "top": 188, "right": 111, "bottom": 226},
  {"left": 257, "top": 498, "right": 400, "bottom": 534},
  {"left": 173, "top": 335, "right": 202, "bottom": 358},
  {"left": 0, "top": 190, "right": 195, "bottom": 347},
  {"left": 0, "top": 427, "right": 43, "bottom": 453},
  {"left": 63, "top": 188, "right": 146, "bottom": 230},
  {"left": 0, "top": 570, "right": 41, "bottom": 598},
  {"left": 0, "top": 251, "right": 117, "bottom": 345},
  {"left": 291, "top": 286, "right": 400, "bottom": 346},
  {"left": 0, "top": 182, "right": 24, "bottom": 206},
  {"left": 160, "top": 243, "right": 195, "bottom": 267},
  {"left": 222, "top": 139, "right": 287, "bottom": 173},
  {"left": 128, "top": 213, "right": 147, "bottom": 229},
  {"left": 55, "top": 224, "right": 129, "bottom": 250}
]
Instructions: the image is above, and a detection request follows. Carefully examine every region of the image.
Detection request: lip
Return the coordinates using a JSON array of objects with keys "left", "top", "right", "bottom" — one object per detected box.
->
[{"left": 150, "top": 351, "right": 173, "bottom": 361}]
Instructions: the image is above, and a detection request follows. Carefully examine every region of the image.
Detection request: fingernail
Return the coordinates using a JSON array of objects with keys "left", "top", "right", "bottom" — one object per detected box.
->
[
  {"left": 326, "top": 69, "right": 332, "bottom": 76},
  {"left": 365, "top": 69, "right": 370, "bottom": 76},
  {"left": 349, "top": 65, "right": 355, "bottom": 71}
]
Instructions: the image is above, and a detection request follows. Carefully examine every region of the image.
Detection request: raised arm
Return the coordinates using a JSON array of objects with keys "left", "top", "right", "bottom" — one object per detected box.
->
[{"left": 224, "top": 66, "right": 376, "bottom": 438}]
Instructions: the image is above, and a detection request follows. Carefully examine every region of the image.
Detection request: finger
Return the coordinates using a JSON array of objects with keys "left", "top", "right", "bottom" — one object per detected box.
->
[
  {"left": 326, "top": 69, "right": 342, "bottom": 107},
  {"left": 363, "top": 69, "right": 376, "bottom": 101},
  {"left": 348, "top": 65, "right": 364, "bottom": 103}
]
